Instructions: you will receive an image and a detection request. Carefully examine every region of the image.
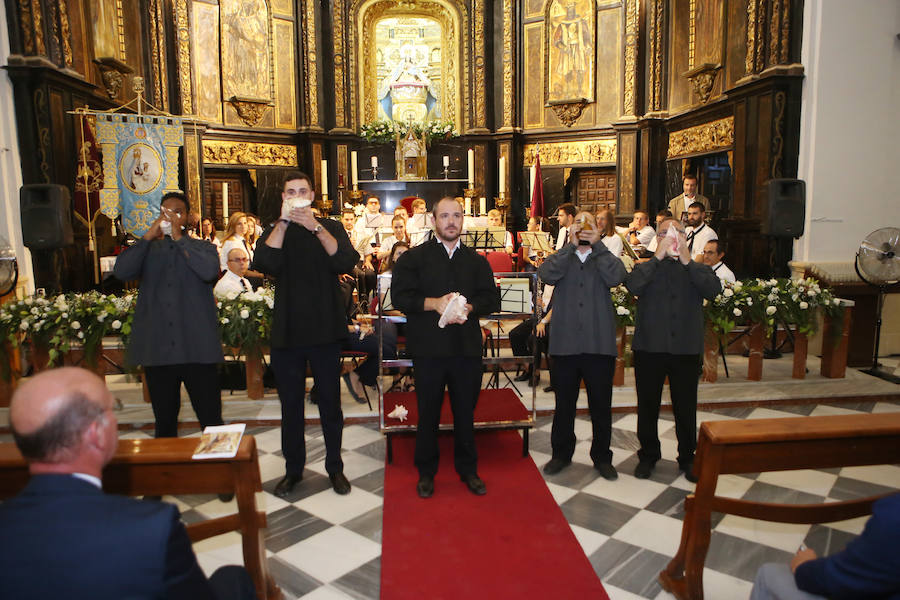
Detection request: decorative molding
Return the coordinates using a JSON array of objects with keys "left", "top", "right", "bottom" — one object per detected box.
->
[
  {"left": 780, "top": 0, "right": 790, "bottom": 63},
  {"left": 745, "top": 0, "right": 758, "bottom": 77},
  {"left": 647, "top": 0, "right": 665, "bottom": 112},
  {"left": 33, "top": 88, "right": 51, "bottom": 182},
  {"left": 523, "top": 139, "right": 617, "bottom": 166},
  {"left": 623, "top": 0, "right": 639, "bottom": 117},
  {"left": 684, "top": 63, "right": 721, "bottom": 105},
  {"left": 501, "top": 0, "right": 514, "bottom": 129},
  {"left": 57, "top": 0, "right": 73, "bottom": 68},
  {"left": 688, "top": 0, "right": 696, "bottom": 69},
  {"left": 148, "top": 0, "right": 168, "bottom": 111},
  {"left": 769, "top": 0, "right": 782, "bottom": 67},
  {"left": 473, "top": 0, "right": 487, "bottom": 129},
  {"left": 549, "top": 100, "right": 588, "bottom": 127},
  {"left": 94, "top": 57, "right": 133, "bottom": 99},
  {"left": 771, "top": 91, "right": 786, "bottom": 178},
  {"left": 227, "top": 97, "right": 272, "bottom": 127},
  {"left": 174, "top": 0, "right": 193, "bottom": 115},
  {"left": 30, "top": 0, "right": 46, "bottom": 55},
  {"left": 303, "top": 0, "right": 319, "bottom": 128},
  {"left": 754, "top": 0, "right": 767, "bottom": 73},
  {"left": 332, "top": 0, "right": 347, "bottom": 129},
  {"left": 203, "top": 141, "right": 298, "bottom": 167},
  {"left": 18, "top": 0, "right": 34, "bottom": 54},
  {"left": 667, "top": 116, "right": 734, "bottom": 159}
]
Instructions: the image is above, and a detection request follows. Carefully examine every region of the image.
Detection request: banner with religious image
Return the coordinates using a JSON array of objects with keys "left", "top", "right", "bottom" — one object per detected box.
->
[
  {"left": 74, "top": 115, "right": 102, "bottom": 226},
  {"left": 94, "top": 114, "right": 183, "bottom": 236}
]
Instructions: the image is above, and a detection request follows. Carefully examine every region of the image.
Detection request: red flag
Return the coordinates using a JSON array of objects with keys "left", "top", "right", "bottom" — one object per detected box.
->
[
  {"left": 530, "top": 154, "right": 545, "bottom": 221},
  {"left": 74, "top": 115, "right": 103, "bottom": 226}
]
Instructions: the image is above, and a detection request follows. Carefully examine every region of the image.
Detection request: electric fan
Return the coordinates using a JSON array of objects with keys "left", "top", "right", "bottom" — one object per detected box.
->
[
  {"left": 0, "top": 237, "right": 18, "bottom": 297},
  {"left": 854, "top": 227, "right": 900, "bottom": 383}
]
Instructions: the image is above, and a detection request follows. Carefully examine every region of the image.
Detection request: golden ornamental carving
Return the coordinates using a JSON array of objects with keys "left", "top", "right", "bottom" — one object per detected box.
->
[
  {"left": 203, "top": 141, "right": 298, "bottom": 167},
  {"left": 648, "top": 0, "right": 665, "bottom": 112},
  {"left": 549, "top": 101, "right": 588, "bottom": 127},
  {"left": 332, "top": 0, "right": 347, "bottom": 128},
  {"left": 501, "top": 0, "right": 514, "bottom": 129},
  {"left": 769, "top": 0, "right": 781, "bottom": 66},
  {"left": 353, "top": 0, "right": 463, "bottom": 131},
  {"left": 473, "top": 0, "right": 486, "bottom": 128},
  {"left": 623, "top": 0, "right": 639, "bottom": 116},
  {"left": 18, "top": 0, "right": 34, "bottom": 54},
  {"left": 304, "top": 0, "right": 319, "bottom": 127},
  {"left": 755, "top": 0, "right": 767, "bottom": 73},
  {"left": 523, "top": 139, "right": 617, "bottom": 167},
  {"left": 745, "top": 0, "right": 758, "bottom": 76},
  {"left": 667, "top": 117, "right": 734, "bottom": 159},
  {"left": 780, "top": 0, "right": 790, "bottom": 63},
  {"left": 684, "top": 63, "right": 721, "bottom": 105},
  {"left": 688, "top": 0, "right": 696, "bottom": 69},
  {"left": 148, "top": 0, "right": 168, "bottom": 111},
  {"left": 771, "top": 91, "right": 786, "bottom": 178},
  {"left": 30, "top": 0, "right": 46, "bottom": 55},
  {"left": 58, "top": 0, "right": 74, "bottom": 67},
  {"left": 174, "top": 0, "right": 193, "bottom": 115},
  {"left": 228, "top": 97, "right": 272, "bottom": 127}
]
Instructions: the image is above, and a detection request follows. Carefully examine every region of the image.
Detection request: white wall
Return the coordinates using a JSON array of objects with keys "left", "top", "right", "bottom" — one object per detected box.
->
[
  {"left": 0, "top": 2, "right": 33, "bottom": 295},
  {"left": 796, "top": 0, "right": 900, "bottom": 264}
]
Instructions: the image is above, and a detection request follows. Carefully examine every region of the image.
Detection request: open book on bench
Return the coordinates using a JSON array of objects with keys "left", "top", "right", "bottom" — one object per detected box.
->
[{"left": 193, "top": 423, "right": 246, "bottom": 459}]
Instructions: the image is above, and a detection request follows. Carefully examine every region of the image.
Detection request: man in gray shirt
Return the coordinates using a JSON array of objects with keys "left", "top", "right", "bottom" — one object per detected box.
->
[
  {"left": 537, "top": 211, "right": 626, "bottom": 480},
  {"left": 625, "top": 218, "right": 720, "bottom": 482}
]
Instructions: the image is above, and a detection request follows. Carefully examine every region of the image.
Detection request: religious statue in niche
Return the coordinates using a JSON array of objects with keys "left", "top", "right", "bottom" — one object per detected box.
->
[
  {"left": 221, "top": 0, "right": 270, "bottom": 101},
  {"left": 395, "top": 127, "right": 427, "bottom": 180},
  {"left": 547, "top": 0, "right": 595, "bottom": 103}
]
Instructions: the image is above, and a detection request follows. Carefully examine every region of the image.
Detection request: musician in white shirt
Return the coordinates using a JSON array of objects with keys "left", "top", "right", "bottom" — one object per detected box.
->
[
  {"left": 487, "top": 209, "right": 514, "bottom": 254},
  {"left": 214, "top": 247, "right": 254, "bottom": 297},
  {"left": 626, "top": 211, "right": 656, "bottom": 248},
  {"left": 555, "top": 203, "right": 577, "bottom": 250},
  {"left": 701, "top": 240, "right": 736, "bottom": 284},
  {"left": 684, "top": 202, "right": 718, "bottom": 262},
  {"left": 597, "top": 209, "right": 623, "bottom": 256}
]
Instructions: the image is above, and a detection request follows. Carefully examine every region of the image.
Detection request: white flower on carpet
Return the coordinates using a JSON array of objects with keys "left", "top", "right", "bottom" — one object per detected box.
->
[{"left": 388, "top": 404, "right": 409, "bottom": 422}]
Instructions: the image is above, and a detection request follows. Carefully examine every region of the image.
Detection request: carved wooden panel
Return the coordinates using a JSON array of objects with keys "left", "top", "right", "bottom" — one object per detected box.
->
[
  {"left": 203, "top": 174, "right": 247, "bottom": 229},
  {"left": 571, "top": 169, "right": 617, "bottom": 215}
]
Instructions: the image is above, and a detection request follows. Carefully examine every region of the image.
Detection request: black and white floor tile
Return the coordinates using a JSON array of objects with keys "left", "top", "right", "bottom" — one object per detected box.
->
[{"left": 117, "top": 398, "right": 900, "bottom": 600}]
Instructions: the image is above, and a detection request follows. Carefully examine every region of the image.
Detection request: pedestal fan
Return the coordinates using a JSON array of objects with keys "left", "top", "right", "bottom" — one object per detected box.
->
[
  {"left": 854, "top": 227, "right": 900, "bottom": 383},
  {"left": 0, "top": 237, "right": 18, "bottom": 298}
]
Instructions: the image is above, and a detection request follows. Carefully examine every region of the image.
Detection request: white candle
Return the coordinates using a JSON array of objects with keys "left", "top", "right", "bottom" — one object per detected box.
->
[
  {"left": 351, "top": 151, "right": 359, "bottom": 188},
  {"left": 479, "top": 197, "right": 486, "bottom": 215},
  {"left": 443, "top": 155, "right": 449, "bottom": 167},
  {"left": 529, "top": 163, "right": 536, "bottom": 198},
  {"left": 371, "top": 155, "right": 378, "bottom": 168},
  {"left": 467, "top": 149, "right": 475, "bottom": 188},
  {"left": 498, "top": 157, "right": 506, "bottom": 196},
  {"left": 464, "top": 197, "right": 471, "bottom": 215},
  {"left": 222, "top": 182, "right": 229, "bottom": 220},
  {"left": 320, "top": 159, "right": 328, "bottom": 196}
]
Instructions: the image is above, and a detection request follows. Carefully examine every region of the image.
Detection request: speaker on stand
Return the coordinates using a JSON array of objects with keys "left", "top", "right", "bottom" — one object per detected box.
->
[{"left": 20, "top": 184, "right": 74, "bottom": 294}]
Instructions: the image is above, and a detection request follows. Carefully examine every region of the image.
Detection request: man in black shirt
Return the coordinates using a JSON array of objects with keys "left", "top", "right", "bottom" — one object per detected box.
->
[
  {"left": 392, "top": 197, "right": 501, "bottom": 498},
  {"left": 625, "top": 218, "right": 720, "bottom": 482},
  {"left": 253, "top": 171, "right": 359, "bottom": 497}
]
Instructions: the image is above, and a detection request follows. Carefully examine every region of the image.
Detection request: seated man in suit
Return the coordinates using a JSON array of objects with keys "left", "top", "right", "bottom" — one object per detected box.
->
[
  {"left": 0, "top": 367, "right": 255, "bottom": 600},
  {"left": 214, "top": 246, "right": 254, "bottom": 297}
]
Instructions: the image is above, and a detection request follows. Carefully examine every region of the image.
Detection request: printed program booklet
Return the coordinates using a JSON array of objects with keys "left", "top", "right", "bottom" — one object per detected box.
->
[{"left": 192, "top": 423, "right": 246, "bottom": 459}]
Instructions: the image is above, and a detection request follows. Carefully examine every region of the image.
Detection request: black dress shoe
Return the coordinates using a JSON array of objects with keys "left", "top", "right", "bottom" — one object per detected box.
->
[
  {"left": 142, "top": 495, "right": 162, "bottom": 502},
  {"left": 634, "top": 460, "right": 655, "bottom": 479},
  {"left": 273, "top": 474, "right": 302, "bottom": 498},
  {"left": 543, "top": 385, "right": 554, "bottom": 393},
  {"left": 329, "top": 471, "right": 351, "bottom": 495},
  {"left": 514, "top": 368, "right": 533, "bottom": 382},
  {"left": 217, "top": 493, "right": 235, "bottom": 502},
  {"left": 680, "top": 462, "right": 698, "bottom": 483},
  {"left": 542, "top": 457, "right": 571, "bottom": 475},
  {"left": 595, "top": 463, "right": 618, "bottom": 481},
  {"left": 460, "top": 474, "right": 487, "bottom": 495},
  {"left": 417, "top": 475, "right": 434, "bottom": 498}
]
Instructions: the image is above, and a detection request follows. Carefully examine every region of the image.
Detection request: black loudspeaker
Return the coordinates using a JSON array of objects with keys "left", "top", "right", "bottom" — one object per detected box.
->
[
  {"left": 20, "top": 184, "right": 74, "bottom": 249},
  {"left": 762, "top": 178, "right": 806, "bottom": 238}
]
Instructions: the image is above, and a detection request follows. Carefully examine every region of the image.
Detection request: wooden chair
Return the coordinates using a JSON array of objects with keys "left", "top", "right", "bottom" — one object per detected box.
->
[
  {"left": 660, "top": 413, "right": 900, "bottom": 600},
  {"left": 0, "top": 436, "right": 280, "bottom": 600}
]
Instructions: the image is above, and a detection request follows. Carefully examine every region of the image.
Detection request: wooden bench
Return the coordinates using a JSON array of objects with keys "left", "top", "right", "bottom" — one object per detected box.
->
[
  {"left": 660, "top": 412, "right": 900, "bottom": 600},
  {"left": 0, "top": 436, "right": 281, "bottom": 600}
]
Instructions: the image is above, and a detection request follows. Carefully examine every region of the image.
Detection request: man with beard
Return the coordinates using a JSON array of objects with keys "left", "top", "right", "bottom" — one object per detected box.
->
[
  {"left": 684, "top": 202, "right": 718, "bottom": 262},
  {"left": 667, "top": 173, "right": 709, "bottom": 224},
  {"left": 391, "top": 197, "right": 501, "bottom": 498}
]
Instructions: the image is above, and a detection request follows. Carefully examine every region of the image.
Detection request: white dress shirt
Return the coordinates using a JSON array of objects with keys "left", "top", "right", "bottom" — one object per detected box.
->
[
  {"left": 220, "top": 237, "right": 253, "bottom": 271},
  {"left": 685, "top": 223, "right": 718, "bottom": 258},
  {"left": 214, "top": 269, "right": 253, "bottom": 297},
  {"left": 631, "top": 225, "right": 656, "bottom": 247},
  {"left": 712, "top": 261, "right": 736, "bottom": 284},
  {"left": 556, "top": 226, "right": 569, "bottom": 250},
  {"left": 601, "top": 234, "right": 623, "bottom": 256}
]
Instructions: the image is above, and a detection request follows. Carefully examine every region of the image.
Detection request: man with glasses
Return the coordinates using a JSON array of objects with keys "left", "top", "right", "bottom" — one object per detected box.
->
[
  {"left": 214, "top": 247, "right": 254, "bottom": 296},
  {"left": 253, "top": 171, "right": 359, "bottom": 497},
  {"left": 625, "top": 218, "right": 720, "bottom": 482},
  {"left": 114, "top": 191, "right": 225, "bottom": 440},
  {"left": 701, "top": 239, "right": 735, "bottom": 284}
]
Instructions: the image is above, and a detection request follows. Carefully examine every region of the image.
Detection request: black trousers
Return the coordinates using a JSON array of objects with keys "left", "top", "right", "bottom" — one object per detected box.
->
[
  {"left": 271, "top": 342, "right": 344, "bottom": 476},
  {"left": 509, "top": 318, "right": 549, "bottom": 365},
  {"left": 549, "top": 354, "right": 615, "bottom": 465},
  {"left": 143, "top": 363, "right": 223, "bottom": 438},
  {"left": 413, "top": 356, "right": 482, "bottom": 478},
  {"left": 209, "top": 565, "right": 256, "bottom": 600},
  {"left": 633, "top": 351, "right": 700, "bottom": 467}
]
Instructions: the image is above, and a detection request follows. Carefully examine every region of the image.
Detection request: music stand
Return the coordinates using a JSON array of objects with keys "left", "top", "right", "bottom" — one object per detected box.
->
[
  {"left": 519, "top": 231, "right": 552, "bottom": 254},
  {"left": 619, "top": 233, "right": 640, "bottom": 260},
  {"left": 462, "top": 227, "right": 507, "bottom": 251}
]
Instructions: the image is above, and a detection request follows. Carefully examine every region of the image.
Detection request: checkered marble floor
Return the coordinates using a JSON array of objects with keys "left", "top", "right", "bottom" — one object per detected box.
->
[{"left": 113, "top": 398, "right": 900, "bottom": 600}]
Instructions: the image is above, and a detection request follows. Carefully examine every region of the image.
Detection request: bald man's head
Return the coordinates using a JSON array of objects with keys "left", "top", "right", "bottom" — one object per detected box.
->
[{"left": 10, "top": 367, "right": 116, "bottom": 465}]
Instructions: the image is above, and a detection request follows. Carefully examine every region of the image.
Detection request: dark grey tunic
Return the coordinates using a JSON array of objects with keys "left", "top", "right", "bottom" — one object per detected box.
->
[
  {"left": 625, "top": 257, "right": 721, "bottom": 355},
  {"left": 113, "top": 236, "right": 224, "bottom": 367},
  {"left": 537, "top": 241, "right": 626, "bottom": 356}
]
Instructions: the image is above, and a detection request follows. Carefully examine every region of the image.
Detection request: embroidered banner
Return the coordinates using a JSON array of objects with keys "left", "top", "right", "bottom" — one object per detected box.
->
[
  {"left": 95, "top": 114, "right": 184, "bottom": 235},
  {"left": 74, "top": 115, "right": 102, "bottom": 225}
]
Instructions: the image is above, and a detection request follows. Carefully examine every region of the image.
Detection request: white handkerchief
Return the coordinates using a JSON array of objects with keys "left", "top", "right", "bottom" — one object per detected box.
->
[{"left": 438, "top": 293, "right": 468, "bottom": 328}]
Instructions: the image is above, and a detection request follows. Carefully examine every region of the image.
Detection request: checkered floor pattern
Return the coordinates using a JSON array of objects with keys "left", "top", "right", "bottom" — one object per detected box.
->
[{"left": 124, "top": 399, "right": 900, "bottom": 600}]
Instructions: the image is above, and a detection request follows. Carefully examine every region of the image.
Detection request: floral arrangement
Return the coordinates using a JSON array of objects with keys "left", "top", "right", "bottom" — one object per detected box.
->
[
  {"left": 610, "top": 284, "right": 636, "bottom": 328},
  {"left": 216, "top": 288, "right": 275, "bottom": 356},
  {"left": 421, "top": 119, "right": 458, "bottom": 143},
  {"left": 359, "top": 120, "right": 397, "bottom": 144},
  {"left": 359, "top": 119, "right": 458, "bottom": 145},
  {"left": 777, "top": 277, "right": 842, "bottom": 335}
]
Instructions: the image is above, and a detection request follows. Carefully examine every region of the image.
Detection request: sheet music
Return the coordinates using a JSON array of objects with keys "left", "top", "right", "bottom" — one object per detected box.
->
[
  {"left": 364, "top": 212, "right": 385, "bottom": 229},
  {"left": 519, "top": 231, "right": 552, "bottom": 253}
]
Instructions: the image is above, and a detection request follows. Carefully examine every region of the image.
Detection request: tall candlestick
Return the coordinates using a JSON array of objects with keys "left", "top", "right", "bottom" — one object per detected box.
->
[
  {"left": 222, "top": 182, "right": 229, "bottom": 221},
  {"left": 467, "top": 149, "right": 475, "bottom": 187},
  {"left": 479, "top": 197, "right": 486, "bottom": 216},
  {"left": 529, "top": 163, "right": 536, "bottom": 198},
  {"left": 320, "top": 159, "right": 328, "bottom": 196},
  {"left": 498, "top": 156, "right": 506, "bottom": 196},
  {"left": 443, "top": 155, "right": 449, "bottom": 167},
  {"left": 371, "top": 155, "right": 378, "bottom": 168},
  {"left": 351, "top": 151, "right": 359, "bottom": 188}
]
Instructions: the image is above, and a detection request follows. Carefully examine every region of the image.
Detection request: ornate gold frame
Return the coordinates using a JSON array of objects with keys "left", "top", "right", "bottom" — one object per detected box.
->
[
  {"left": 350, "top": 0, "right": 467, "bottom": 132},
  {"left": 667, "top": 117, "right": 734, "bottom": 159}
]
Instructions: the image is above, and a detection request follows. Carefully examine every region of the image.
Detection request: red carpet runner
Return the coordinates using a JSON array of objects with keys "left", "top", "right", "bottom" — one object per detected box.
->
[{"left": 380, "top": 430, "right": 609, "bottom": 599}]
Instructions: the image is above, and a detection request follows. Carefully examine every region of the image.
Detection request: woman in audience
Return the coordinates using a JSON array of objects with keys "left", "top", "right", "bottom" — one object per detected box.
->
[
  {"left": 219, "top": 212, "right": 265, "bottom": 285},
  {"left": 377, "top": 215, "right": 412, "bottom": 264},
  {"left": 597, "top": 209, "right": 623, "bottom": 256},
  {"left": 201, "top": 217, "right": 221, "bottom": 249},
  {"left": 522, "top": 216, "right": 548, "bottom": 271},
  {"left": 244, "top": 214, "right": 259, "bottom": 252}
]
